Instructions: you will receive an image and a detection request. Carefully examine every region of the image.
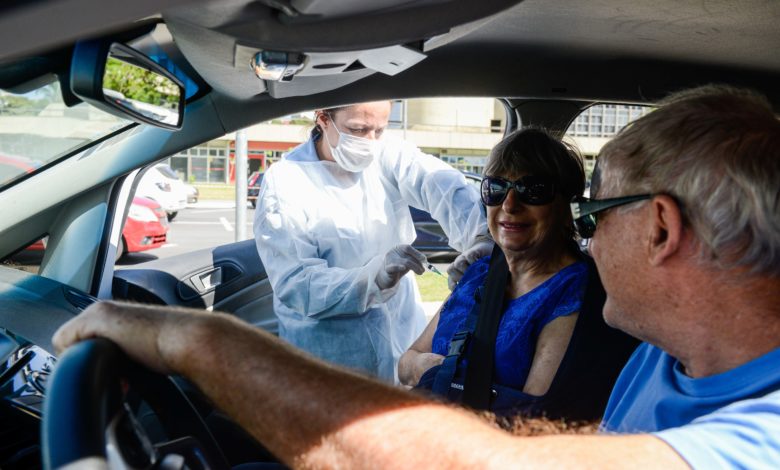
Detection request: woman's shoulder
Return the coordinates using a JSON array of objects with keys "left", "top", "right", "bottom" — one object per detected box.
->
[
  {"left": 444, "top": 256, "right": 491, "bottom": 302},
  {"left": 558, "top": 259, "right": 590, "bottom": 281},
  {"left": 535, "top": 260, "right": 591, "bottom": 314},
  {"left": 459, "top": 255, "right": 492, "bottom": 283},
  {"left": 550, "top": 259, "right": 590, "bottom": 293},
  {"left": 508, "top": 260, "right": 589, "bottom": 308}
]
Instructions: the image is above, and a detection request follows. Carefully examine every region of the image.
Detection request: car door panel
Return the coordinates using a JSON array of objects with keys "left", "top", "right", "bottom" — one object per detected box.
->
[{"left": 112, "top": 239, "right": 278, "bottom": 334}]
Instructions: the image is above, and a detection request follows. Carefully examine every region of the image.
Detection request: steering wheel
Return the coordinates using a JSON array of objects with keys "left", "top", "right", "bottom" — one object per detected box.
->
[{"left": 42, "top": 338, "right": 229, "bottom": 469}]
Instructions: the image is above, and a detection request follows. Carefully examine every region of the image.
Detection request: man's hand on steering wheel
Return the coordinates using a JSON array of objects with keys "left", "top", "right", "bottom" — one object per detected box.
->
[{"left": 53, "top": 301, "right": 204, "bottom": 375}]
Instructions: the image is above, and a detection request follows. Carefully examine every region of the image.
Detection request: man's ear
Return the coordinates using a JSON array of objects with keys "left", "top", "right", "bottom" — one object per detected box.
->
[
  {"left": 315, "top": 111, "right": 328, "bottom": 128},
  {"left": 647, "top": 195, "right": 684, "bottom": 266}
]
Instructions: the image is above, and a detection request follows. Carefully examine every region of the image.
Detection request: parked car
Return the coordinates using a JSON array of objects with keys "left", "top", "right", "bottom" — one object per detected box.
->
[
  {"left": 119, "top": 196, "right": 169, "bottom": 259},
  {"left": 411, "top": 171, "right": 481, "bottom": 257},
  {"left": 247, "top": 171, "right": 264, "bottom": 208},
  {"left": 155, "top": 162, "right": 199, "bottom": 204},
  {"left": 185, "top": 183, "right": 199, "bottom": 204},
  {"left": 0, "top": 1, "right": 777, "bottom": 468},
  {"left": 135, "top": 163, "right": 189, "bottom": 220}
]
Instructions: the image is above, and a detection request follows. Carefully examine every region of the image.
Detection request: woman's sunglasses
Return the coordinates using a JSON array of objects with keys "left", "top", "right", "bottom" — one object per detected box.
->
[
  {"left": 570, "top": 194, "right": 652, "bottom": 238},
  {"left": 480, "top": 176, "right": 556, "bottom": 206}
]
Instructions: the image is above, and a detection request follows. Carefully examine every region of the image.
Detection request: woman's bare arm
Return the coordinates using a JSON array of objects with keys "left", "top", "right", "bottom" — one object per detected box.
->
[
  {"left": 398, "top": 310, "right": 445, "bottom": 386},
  {"left": 523, "top": 313, "right": 578, "bottom": 396}
]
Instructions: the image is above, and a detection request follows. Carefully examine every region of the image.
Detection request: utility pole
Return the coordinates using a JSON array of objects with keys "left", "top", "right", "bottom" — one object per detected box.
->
[
  {"left": 235, "top": 129, "right": 248, "bottom": 241},
  {"left": 402, "top": 99, "right": 408, "bottom": 140}
]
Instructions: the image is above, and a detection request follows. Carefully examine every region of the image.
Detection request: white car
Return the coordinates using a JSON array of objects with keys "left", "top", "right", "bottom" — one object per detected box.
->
[
  {"left": 155, "top": 163, "right": 198, "bottom": 204},
  {"left": 135, "top": 163, "right": 189, "bottom": 220}
]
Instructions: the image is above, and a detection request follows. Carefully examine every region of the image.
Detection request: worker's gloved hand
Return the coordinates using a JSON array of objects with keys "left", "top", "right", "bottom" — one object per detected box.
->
[
  {"left": 447, "top": 238, "right": 495, "bottom": 291},
  {"left": 376, "top": 245, "right": 427, "bottom": 290}
]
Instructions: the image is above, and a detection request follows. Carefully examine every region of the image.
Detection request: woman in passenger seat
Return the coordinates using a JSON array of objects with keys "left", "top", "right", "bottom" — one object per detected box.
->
[{"left": 398, "top": 128, "right": 637, "bottom": 419}]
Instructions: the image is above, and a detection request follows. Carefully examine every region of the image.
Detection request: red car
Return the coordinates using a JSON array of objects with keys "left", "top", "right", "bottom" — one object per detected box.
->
[
  {"left": 119, "top": 196, "right": 169, "bottom": 258},
  {"left": 21, "top": 197, "right": 168, "bottom": 261}
]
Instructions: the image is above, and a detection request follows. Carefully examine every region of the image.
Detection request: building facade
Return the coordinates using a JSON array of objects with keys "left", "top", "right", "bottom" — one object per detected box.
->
[{"left": 165, "top": 99, "right": 652, "bottom": 184}]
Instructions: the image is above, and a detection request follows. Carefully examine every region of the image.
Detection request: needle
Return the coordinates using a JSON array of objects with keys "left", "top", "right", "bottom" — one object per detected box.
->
[{"left": 425, "top": 261, "right": 444, "bottom": 277}]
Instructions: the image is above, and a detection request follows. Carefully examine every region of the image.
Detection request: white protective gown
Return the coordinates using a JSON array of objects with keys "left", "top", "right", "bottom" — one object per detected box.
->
[{"left": 253, "top": 136, "right": 487, "bottom": 382}]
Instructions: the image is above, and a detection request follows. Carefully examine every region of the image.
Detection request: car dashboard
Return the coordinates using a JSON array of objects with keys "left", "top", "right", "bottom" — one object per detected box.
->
[{"left": 0, "top": 266, "right": 95, "bottom": 467}]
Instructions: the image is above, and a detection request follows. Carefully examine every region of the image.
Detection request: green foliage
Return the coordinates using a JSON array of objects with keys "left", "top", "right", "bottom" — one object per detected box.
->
[{"left": 103, "top": 58, "right": 180, "bottom": 108}]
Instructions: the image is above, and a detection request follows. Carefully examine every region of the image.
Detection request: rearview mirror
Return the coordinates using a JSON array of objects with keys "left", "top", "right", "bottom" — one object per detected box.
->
[
  {"left": 71, "top": 41, "right": 185, "bottom": 130},
  {"left": 102, "top": 43, "right": 183, "bottom": 129}
]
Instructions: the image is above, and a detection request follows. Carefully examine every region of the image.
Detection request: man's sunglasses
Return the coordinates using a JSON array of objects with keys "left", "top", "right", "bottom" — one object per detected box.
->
[
  {"left": 570, "top": 194, "right": 652, "bottom": 238},
  {"left": 480, "top": 176, "right": 556, "bottom": 206}
]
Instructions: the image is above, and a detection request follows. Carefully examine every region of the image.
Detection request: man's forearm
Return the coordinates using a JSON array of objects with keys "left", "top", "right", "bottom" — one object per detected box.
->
[
  {"left": 54, "top": 303, "right": 687, "bottom": 469},
  {"left": 165, "top": 314, "right": 689, "bottom": 470}
]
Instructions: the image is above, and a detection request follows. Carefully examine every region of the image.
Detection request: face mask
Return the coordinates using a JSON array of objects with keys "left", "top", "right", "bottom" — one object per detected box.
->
[{"left": 323, "top": 120, "right": 380, "bottom": 172}]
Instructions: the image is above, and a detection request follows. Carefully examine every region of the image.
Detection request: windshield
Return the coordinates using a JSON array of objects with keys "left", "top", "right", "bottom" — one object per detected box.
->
[{"left": 0, "top": 79, "right": 130, "bottom": 189}]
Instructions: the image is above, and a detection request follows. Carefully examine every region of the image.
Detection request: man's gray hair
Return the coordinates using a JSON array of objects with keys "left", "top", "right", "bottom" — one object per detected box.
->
[{"left": 597, "top": 85, "right": 780, "bottom": 277}]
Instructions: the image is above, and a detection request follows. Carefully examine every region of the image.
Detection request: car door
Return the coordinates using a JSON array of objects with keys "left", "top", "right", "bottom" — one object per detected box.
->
[{"left": 113, "top": 238, "right": 277, "bottom": 333}]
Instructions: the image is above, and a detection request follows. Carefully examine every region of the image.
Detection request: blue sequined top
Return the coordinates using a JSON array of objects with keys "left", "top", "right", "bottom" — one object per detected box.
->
[{"left": 432, "top": 257, "right": 589, "bottom": 390}]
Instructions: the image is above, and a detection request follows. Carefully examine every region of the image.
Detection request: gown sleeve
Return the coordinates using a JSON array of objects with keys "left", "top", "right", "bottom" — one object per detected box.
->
[{"left": 379, "top": 139, "right": 488, "bottom": 252}]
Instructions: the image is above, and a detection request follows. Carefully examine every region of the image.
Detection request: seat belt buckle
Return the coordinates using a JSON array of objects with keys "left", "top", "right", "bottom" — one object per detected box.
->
[{"left": 447, "top": 331, "right": 471, "bottom": 357}]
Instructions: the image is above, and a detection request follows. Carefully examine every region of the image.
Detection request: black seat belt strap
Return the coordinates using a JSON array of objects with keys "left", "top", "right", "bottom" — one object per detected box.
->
[{"left": 462, "top": 243, "right": 509, "bottom": 409}]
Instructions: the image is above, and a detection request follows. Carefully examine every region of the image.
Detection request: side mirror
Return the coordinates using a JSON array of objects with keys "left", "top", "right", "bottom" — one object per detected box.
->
[{"left": 71, "top": 41, "right": 185, "bottom": 130}]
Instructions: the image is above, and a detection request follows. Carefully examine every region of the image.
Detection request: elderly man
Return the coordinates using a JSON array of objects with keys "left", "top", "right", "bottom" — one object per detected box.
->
[{"left": 55, "top": 85, "right": 780, "bottom": 469}]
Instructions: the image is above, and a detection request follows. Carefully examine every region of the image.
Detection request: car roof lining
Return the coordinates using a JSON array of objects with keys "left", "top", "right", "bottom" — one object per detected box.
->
[
  {"left": 3, "top": 0, "right": 779, "bottom": 110},
  {"left": 159, "top": 0, "right": 780, "bottom": 103},
  {"left": 466, "top": 0, "right": 780, "bottom": 74}
]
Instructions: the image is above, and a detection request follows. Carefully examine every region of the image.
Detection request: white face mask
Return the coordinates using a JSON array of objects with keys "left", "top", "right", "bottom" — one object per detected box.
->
[{"left": 323, "top": 120, "right": 380, "bottom": 172}]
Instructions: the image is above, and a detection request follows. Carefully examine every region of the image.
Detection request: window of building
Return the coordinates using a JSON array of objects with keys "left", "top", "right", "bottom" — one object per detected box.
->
[
  {"left": 565, "top": 103, "right": 654, "bottom": 189},
  {"left": 168, "top": 142, "right": 229, "bottom": 183},
  {"left": 388, "top": 100, "right": 404, "bottom": 129},
  {"left": 567, "top": 104, "right": 653, "bottom": 139}
]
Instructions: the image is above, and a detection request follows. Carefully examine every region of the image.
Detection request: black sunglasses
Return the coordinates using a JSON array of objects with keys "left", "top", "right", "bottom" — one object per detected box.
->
[
  {"left": 480, "top": 176, "right": 556, "bottom": 206},
  {"left": 570, "top": 194, "right": 652, "bottom": 238}
]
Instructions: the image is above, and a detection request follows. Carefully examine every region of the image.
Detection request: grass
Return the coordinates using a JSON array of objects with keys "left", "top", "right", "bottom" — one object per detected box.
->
[
  {"left": 415, "top": 270, "right": 450, "bottom": 302},
  {"left": 194, "top": 184, "right": 235, "bottom": 200}
]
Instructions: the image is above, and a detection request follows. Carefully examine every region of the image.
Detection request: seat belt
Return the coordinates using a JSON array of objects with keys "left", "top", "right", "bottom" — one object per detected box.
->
[
  {"left": 430, "top": 286, "right": 483, "bottom": 399},
  {"left": 462, "top": 243, "right": 509, "bottom": 409}
]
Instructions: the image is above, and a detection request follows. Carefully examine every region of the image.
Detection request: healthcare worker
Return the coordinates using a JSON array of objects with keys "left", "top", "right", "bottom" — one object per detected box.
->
[{"left": 253, "top": 101, "right": 491, "bottom": 383}]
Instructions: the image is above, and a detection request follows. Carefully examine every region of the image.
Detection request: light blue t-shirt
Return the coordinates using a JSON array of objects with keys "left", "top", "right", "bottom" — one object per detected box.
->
[
  {"left": 656, "top": 389, "right": 780, "bottom": 469},
  {"left": 601, "top": 343, "right": 780, "bottom": 433}
]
